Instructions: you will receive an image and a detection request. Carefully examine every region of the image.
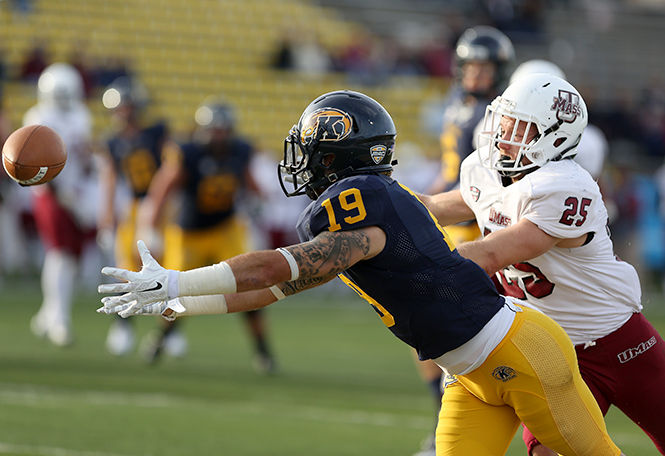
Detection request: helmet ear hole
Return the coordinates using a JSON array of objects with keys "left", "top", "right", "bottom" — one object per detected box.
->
[
  {"left": 321, "top": 153, "right": 335, "bottom": 168},
  {"left": 554, "top": 138, "right": 566, "bottom": 147}
]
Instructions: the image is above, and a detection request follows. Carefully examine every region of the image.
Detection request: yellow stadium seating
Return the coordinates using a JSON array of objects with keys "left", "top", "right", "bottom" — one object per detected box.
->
[{"left": 0, "top": 0, "right": 449, "bottom": 156}]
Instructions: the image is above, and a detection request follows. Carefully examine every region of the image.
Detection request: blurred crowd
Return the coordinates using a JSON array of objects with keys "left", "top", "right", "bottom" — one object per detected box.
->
[{"left": 15, "top": 39, "right": 133, "bottom": 97}]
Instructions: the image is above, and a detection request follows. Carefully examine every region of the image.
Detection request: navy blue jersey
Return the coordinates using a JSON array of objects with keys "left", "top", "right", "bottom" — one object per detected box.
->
[
  {"left": 177, "top": 138, "right": 252, "bottom": 230},
  {"left": 296, "top": 174, "right": 504, "bottom": 360},
  {"left": 439, "top": 87, "right": 489, "bottom": 191},
  {"left": 106, "top": 122, "right": 168, "bottom": 199}
]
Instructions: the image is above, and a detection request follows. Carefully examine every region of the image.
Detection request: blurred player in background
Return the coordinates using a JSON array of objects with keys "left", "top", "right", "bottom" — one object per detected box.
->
[
  {"left": 99, "top": 90, "right": 625, "bottom": 456},
  {"left": 246, "top": 148, "right": 307, "bottom": 252},
  {"left": 421, "top": 73, "right": 665, "bottom": 456},
  {"left": 429, "top": 25, "right": 514, "bottom": 198},
  {"left": 136, "top": 98, "right": 277, "bottom": 371},
  {"left": 25, "top": 63, "right": 97, "bottom": 347},
  {"left": 415, "top": 25, "right": 515, "bottom": 456},
  {"left": 97, "top": 76, "right": 170, "bottom": 356}
]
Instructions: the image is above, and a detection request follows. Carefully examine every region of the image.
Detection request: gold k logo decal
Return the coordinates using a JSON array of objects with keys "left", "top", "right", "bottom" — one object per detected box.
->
[
  {"left": 300, "top": 108, "right": 353, "bottom": 145},
  {"left": 492, "top": 366, "right": 517, "bottom": 382}
]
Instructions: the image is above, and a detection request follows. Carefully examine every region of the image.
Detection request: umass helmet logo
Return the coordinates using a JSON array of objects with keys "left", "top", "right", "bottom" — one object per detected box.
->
[
  {"left": 300, "top": 108, "right": 353, "bottom": 145},
  {"left": 551, "top": 90, "right": 584, "bottom": 123}
]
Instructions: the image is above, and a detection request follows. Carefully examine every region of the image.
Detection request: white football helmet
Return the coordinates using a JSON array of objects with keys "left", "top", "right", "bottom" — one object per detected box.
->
[
  {"left": 37, "top": 63, "right": 84, "bottom": 111},
  {"left": 509, "top": 59, "right": 567, "bottom": 85},
  {"left": 478, "top": 73, "right": 587, "bottom": 177}
]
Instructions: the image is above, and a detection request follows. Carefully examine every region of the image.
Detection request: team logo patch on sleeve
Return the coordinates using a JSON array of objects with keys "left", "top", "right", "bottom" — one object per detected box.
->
[
  {"left": 370, "top": 145, "right": 387, "bottom": 164},
  {"left": 492, "top": 366, "right": 517, "bottom": 382},
  {"left": 470, "top": 186, "right": 481, "bottom": 202}
]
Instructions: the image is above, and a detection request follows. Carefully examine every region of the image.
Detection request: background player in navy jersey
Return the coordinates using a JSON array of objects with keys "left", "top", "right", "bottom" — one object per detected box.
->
[
  {"left": 136, "top": 98, "right": 277, "bottom": 371},
  {"left": 96, "top": 76, "right": 171, "bottom": 356},
  {"left": 98, "top": 90, "right": 625, "bottom": 456},
  {"left": 429, "top": 26, "right": 514, "bottom": 197}
]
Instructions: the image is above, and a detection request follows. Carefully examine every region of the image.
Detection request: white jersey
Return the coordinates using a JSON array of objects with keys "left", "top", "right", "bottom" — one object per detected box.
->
[
  {"left": 459, "top": 149, "right": 642, "bottom": 345},
  {"left": 23, "top": 102, "right": 98, "bottom": 227},
  {"left": 244, "top": 152, "right": 308, "bottom": 249}
]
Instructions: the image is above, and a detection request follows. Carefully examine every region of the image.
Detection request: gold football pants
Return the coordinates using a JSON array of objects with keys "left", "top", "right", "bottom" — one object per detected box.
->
[
  {"left": 163, "top": 216, "right": 248, "bottom": 270},
  {"left": 436, "top": 305, "right": 620, "bottom": 456}
]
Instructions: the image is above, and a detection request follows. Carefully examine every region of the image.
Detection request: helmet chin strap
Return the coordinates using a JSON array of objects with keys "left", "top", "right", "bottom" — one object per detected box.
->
[
  {"left": 496, "top": 159, "right": 524, "bottom": 178},
  {"left": 325, "top": 166, "right": 354, "bottom": 185},
  {"left": 497, "top": 154, "right": 537, "bottom": 179}
]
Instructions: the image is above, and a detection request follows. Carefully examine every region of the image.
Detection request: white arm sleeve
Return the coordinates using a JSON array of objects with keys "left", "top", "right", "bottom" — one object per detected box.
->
[
  {"left": 177, "top": 261, "right": 237, "bottom": 297},
  {"left": 177, "top": 295, "right": 228, "bottom": 315}
]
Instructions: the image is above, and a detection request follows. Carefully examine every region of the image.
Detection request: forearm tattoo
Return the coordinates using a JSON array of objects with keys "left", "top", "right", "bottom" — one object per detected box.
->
[
  {"left": 279, "top": 230, "right": 371, "bottom": 296},
  {"left": 279, "top": 276, "right": 329, "bottom": 296}
]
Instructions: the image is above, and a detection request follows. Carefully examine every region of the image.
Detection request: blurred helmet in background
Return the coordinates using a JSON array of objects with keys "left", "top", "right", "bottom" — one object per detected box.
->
[
  {"left": 102, "top": 76, "right": 149, "bottom": 112},
  {"left": 455, "top": 25, "right": 515, "bottom": 97},
  {"left": 510, "top": 59, "right": 567, "bottom": 85},
  {"left": 194, "top": 98, "right": 236, "bottom": 131},
  {"left": 37, "top": 63, "right": 84, "bottom": 111},
  {"left": 193, "top": 97, "right": 237, "bottom": 145}
]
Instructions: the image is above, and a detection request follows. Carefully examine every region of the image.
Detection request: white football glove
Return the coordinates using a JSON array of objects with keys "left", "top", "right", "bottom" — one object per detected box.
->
[
  {"left": 97, "top": 298, "right": 186, "bottom": 320},
  {"left": 98, "top": 240, "right": 179, "bottom": 314}
]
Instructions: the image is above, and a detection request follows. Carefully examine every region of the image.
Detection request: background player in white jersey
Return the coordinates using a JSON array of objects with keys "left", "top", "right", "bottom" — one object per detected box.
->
[
  {"left": 421, "top": 73, "right": 665, "bottom": 455},
  {"left": 24, "top": 63, "right": 98, "bottom": 346}
]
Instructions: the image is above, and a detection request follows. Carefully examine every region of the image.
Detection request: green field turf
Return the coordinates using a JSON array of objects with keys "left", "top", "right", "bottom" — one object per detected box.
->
[{"left": 0, "top": 278, "right": 662, "bottom": 456}]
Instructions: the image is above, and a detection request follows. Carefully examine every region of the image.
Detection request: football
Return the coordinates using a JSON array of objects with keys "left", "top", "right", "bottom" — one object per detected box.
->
[{"left": 2, "top": 124, "right": 67, "bottom": 186}]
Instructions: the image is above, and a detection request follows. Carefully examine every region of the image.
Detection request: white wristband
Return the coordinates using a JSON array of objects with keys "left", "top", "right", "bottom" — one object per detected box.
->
[
  {"left": 276, "top": 248, "right": 299, "bottom": 281},
  {"left": 168, "top": 270, "right": 180, "bottom": 299},
  {"left": 269, "top": 285, "right": 285, "bottom": 300},
  {"left": 178, "top": 261, "right": 237, "bottom": 296},
  {"left": 178, "top": 295, "right": 228, "bottom": 315}
]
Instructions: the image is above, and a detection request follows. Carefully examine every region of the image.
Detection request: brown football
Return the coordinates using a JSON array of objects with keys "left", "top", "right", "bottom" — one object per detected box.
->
[{"left": 2, "top": 124, "right": 67, "bottom": 186}]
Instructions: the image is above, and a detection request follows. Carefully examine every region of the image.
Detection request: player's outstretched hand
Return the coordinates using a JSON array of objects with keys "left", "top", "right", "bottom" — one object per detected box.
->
[
  {"left": 97, "top": 298, "right": 186, "bottom": 320},
  {"left": 98, "top": 240, "right": 178, "bottom": 315}
]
